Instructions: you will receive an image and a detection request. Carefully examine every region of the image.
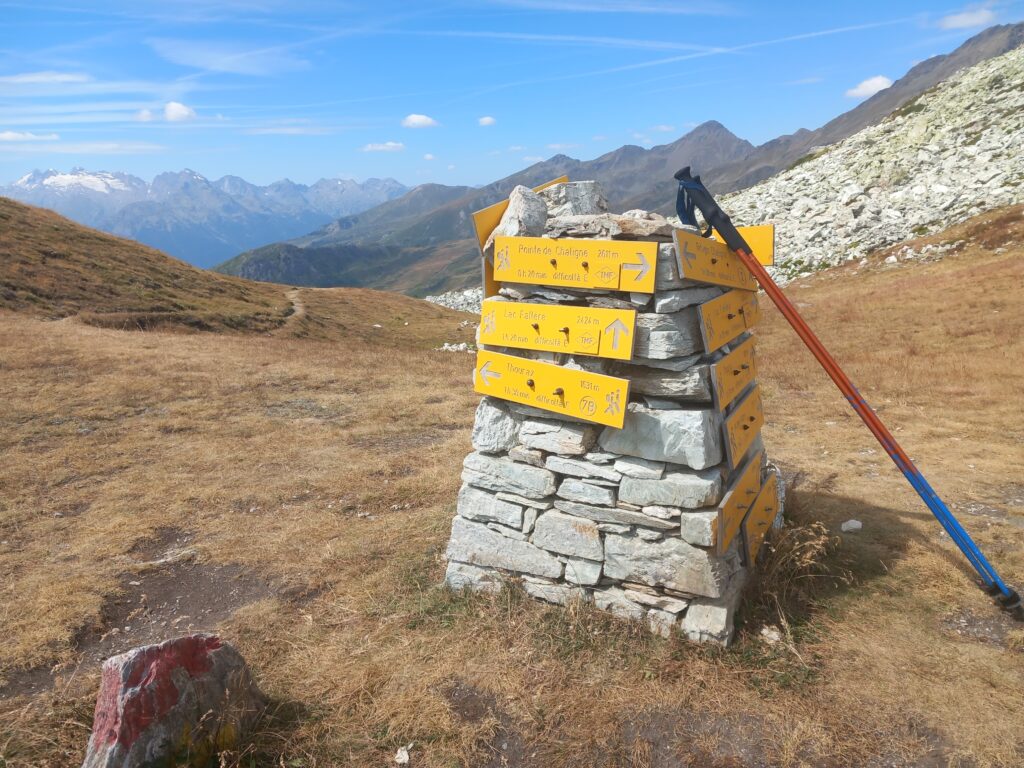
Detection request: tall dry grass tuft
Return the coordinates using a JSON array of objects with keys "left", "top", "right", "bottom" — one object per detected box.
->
[{"left": 745, "top": 488, "right": 849, "bottom": 629}]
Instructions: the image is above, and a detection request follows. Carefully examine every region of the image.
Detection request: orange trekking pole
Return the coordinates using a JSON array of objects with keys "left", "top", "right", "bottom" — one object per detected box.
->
[{"left": 673, "top": 166, "right": 1021, "bottom": 618}]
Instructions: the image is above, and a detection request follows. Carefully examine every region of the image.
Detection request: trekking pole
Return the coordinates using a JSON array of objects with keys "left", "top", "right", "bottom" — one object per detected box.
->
[{"left": 673, "top": 166, "right": 1023, "bottom": 619}]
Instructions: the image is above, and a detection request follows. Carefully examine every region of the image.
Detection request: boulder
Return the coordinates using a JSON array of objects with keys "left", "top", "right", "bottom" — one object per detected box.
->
[
  {"left": 603, "top": 534, "right": 731, "bottom": 598},
  {"left": 618, "top": 468, "right": 723, "bottom": 509},
  {"left": 681, "top": 574, "right": 746, "bottom": 646},
  {"left": 471, "top": 397, "right": 520, "bottom": 453},
  {"left": 485, "top": 185, "right": 547, "bottom": 249},
  {"left": 80, "top": 635, "right": 265, "bottom": 768},
  {"left": 593, "top": 588, "right": 645, "bottom": 620},
  {"left": 445, "top": 561, "right": 505, "bottom": 593},
  {"left": 538, "top": 180, "right": 608, "bottom": 217},
  {"left": 446, "top": 517, "right": 563, "bottom": 578},
  {"left": 616, "top": 362, "right": 712, "bottom": 399},
  {"left": 613, "top": 456, "right": 665, "bottom": 479},
  {"left": 544, "top": 455, "right": 622, "bottom": 483},
  {"left": 678, "top": 510, "right": 721, "bottom": 547},
  {"left": 556, "top": 478, "right": 616, "bottom": 507},
  {"left": 518, "top": 418, "right": 597, "bottom": 456},
  {"left": 462, "top": 452, "right": 557, "bottom": 499},
  {"left": 653, "top": 286, "right": 724, "bottom": 313},
  {"left": 521, "top": 577, "right": 587, "bottom": 606},
  {"left": 531, "top": 510, "right": 604, "bottom": 561},
  {"left": 457, "top": 484, "right": 524, "bottom": 528},
  {"left": 562, "top": 556, "right": 603, "bottom": 585},
  {"left": 553, "top": 500, "right": 676, "bottom": 530},
  {"left": 634, "top": 310, "right": 703, "bottom": 359},
  {"left": 599, "top": 404, "right": 723, "bottom": 469}
]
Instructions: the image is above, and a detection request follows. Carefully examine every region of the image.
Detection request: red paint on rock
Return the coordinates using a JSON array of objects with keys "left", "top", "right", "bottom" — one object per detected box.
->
[{"left": 90, "top": 635, "right": 223, "bottom": 748}]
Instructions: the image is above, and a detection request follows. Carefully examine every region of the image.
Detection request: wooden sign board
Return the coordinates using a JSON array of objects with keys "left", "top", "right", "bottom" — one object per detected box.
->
[
  {"left": 714, "top": 449, "right": 764, "bottom": 556},
  {"left": 673, "top": 229, "right": 757, "bottom": 291},
  {"left": 471, "top": 176, "right": 568, "bottom": 249},
  {"left": 723, "top": 385, "right": 765, "bottom": 468},
  {"left": 698, "top": 289, "right": 757, "bottom": 353},
  {"left": 711, "top": 224, "right": 776, "bottom": 267},
  {"left": 479, "top": 299, "right": 636, "bottom": 360},
  {"left": 474, "top": 349, "right": 630, "bottom": 428},
  {"left": 743, "top": 473, "right": 780, "bottom": 564},
  {"left": 710, "top": 335, "right": 757, "bottom": 410},
  {"left": 493, "top": 236, "right": 658, "bottom": 294}
]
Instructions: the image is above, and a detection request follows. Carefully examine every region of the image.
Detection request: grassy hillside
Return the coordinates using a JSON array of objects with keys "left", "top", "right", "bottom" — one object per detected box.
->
[
  {"left": 0, "top": 196, "right": 475, "bottom": 343},
  {"left": 2, "top": 206, "right": 1023, "bottom": 766}
]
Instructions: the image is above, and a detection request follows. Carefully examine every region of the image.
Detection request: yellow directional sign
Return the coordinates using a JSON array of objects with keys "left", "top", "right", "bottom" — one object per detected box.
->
[
  {"left": 740, "top": 291, "right": 760, "bottom": 329},
  {"left": 673, "top": 229, "right": 757, "bottom": 291},
  {"left": 711, "top": 224, "right": 776, "bottom": 267},
  {"left": 472, "top": 176, "right": 569, "bottom": 249},
  {"left": 723, "top": 385, "right": 765, "bottom": 468},
  {"left": 699, "top": 289, "right": 757, "bottom": 353},
  {"left": 493, "top": 236, "right": 658, "bottom": 293},
  {"left": 743, "top": 473, "right": 779, "bottom": 564},
  {"left": 711, "top": 335, "right": 757, "bottom": 410},
  {"left": 714, "top": 449, "right": 764, "bottom": 556},
  {"left": 474, "top": 349, "right": 630, "bottom": 428},
  {"left": 479, "top": 299, "right": 636, "bottom": 360}
]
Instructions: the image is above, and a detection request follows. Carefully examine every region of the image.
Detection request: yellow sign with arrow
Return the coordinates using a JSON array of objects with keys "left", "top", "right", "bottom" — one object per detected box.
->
[
  {"left": 479, "top": 299, "right": 636, "bottom": 360},
  {"left": 493, "top": 236, "right": 658, "bottom": 293},
  {"left": 474, "top": 349, "right": 630, "bottom": 428}
]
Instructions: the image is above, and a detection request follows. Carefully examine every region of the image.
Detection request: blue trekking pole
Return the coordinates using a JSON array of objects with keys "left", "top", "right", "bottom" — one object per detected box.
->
[{"left": 674, "top": 166, "right": 1022, "bottom": 619}]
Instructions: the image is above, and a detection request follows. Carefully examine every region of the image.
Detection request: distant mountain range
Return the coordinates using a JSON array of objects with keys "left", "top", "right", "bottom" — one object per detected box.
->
[
  {"left": 0, "top": 169, "right": 407, "bottom": 268},
  {"left": 216, "top": 22, "right": 1024, "bottom": 295}
]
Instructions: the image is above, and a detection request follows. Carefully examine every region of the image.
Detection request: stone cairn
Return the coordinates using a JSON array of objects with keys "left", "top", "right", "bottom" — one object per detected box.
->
[{"left": 443, "top": 180, "right": 782, "bottom": 645}]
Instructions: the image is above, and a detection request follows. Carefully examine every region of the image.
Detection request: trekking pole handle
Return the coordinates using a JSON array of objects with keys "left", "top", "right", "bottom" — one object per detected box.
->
[{"left": 674, "top": 166, "right": 751, "bottom": 253}]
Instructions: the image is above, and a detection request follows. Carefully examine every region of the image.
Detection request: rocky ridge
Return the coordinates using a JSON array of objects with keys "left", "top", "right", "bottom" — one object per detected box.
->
[{"left": 726, "top": 46, "right": 1024, "bottom": 281}]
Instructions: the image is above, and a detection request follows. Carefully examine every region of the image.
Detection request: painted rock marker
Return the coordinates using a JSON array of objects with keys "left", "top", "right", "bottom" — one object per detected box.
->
[
  {"left": 493, "top": 235, "right": 658, "bottom": 293},
  {"left": 474, "top": 349, "right": 630, "bottom": 428},
  {"left": 479, "top": 298, "right": 637, "bottom": 360}
]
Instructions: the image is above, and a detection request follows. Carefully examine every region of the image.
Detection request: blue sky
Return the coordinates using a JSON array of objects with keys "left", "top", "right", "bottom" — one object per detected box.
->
[{"left": 1, "top": 1, "right": 1020, "bottom": 187}]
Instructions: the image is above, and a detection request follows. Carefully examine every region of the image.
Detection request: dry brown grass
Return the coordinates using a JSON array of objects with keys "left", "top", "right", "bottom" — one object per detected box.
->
[{"left": 1, "top": 205, "right": 1023, "bottom": 766}]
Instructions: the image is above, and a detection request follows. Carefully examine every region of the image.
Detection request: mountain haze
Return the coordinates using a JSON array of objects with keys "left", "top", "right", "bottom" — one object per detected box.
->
[
  {"left": 217, "top": 22, "right": 1024, "bottom": 295},
  {"left": 1, "top": 169, "right": 408, "bottom": 268}
]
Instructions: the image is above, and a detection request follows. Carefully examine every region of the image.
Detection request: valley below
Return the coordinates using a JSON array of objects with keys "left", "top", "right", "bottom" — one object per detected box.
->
[{"left": 2, "top": 207, "right": 1022, "bottom": 767}]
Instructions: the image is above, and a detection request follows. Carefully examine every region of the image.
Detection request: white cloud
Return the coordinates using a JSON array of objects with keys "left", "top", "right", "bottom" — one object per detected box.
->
[
  {"left": 136, "top": 109, "right": 155, "bottom": 122},
  {"left": 845, "top": 75, "right": 892, "bottom": 99},
  {"left": 164, "top": 101, "right": 197, "bottom": 121},
  {"left": 401, "top": 113, "right": 439, "bottom": 128},
  {"left": 592, "top": 135, "right": 607, "bottom": 141},
  {"left": 507, "top": 145, "right": 525, "bottom": 151},
  {"left": 0, "top": 130, "right": 59, "bottom": 141},
  {"left": 939, "top": 4, "right": 996, "bottom": 29},
  {"left": 478, "top": 115, "right": 496, "bottom": 126},
  {"left": 631, "top": 132, "right": 654, "bottom": 146},
  {"left": 447, "top": 164, "right": 456, "bottom": 170},
  {"left": 546, "top": 142, "right": 579, "bottom": 150},
  {"left": 651, "top": 124, "right": 674, "bottom": 132},
  {"left": 523, "top": 155, "right": 544, "bottom": 162},
  {"left": 423, "top": 153, "right": 435, "bottom": 160},
  {"left": 785, "top": 76, "right": 824, "bottom": 85},
  {"left": 148, "top": 38, "right": 309, "bottom": 76},
  {"left": 362, "top": 141, "right": 405, "bottom": 152},
  {"left": 0, "top": 71, "right": 91, "bottom": 84}
]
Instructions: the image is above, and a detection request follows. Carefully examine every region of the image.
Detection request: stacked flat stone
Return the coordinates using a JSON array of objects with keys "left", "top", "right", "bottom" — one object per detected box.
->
[{"left": 444, "top": 180, "right": 779, "bottom": 645}]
